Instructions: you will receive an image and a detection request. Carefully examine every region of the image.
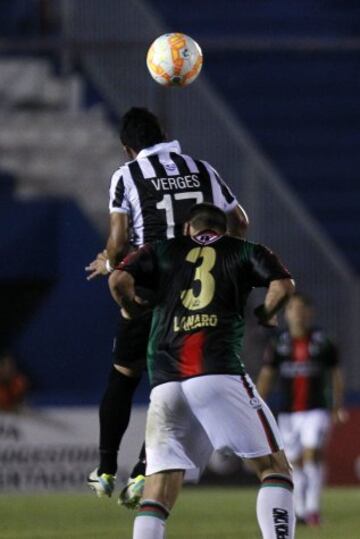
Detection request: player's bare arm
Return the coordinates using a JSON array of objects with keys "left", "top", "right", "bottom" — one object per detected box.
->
[
  {"left": 265, "top": 278, "right": 295, "bottom": 315},
  {"left": 256, "top": 365, "right": 276, "bottom": 400},
  {"left": 109, "top": 270, "right": 134, "bottom": 306},
  {"left": 255, "top": 278, "right": 295, "bottom": 327},
  {"left": 85, "top": 213, "right": 129, "bottom": 281},
  {"left": 109, "top": 269, "right": 149, "bottom": 318},
  {"left": 331, "top": 366, "right": 347, "bottom": 424},
  {"left": 227, "top": 203, "right": 249, "bottom": 238},
  {"left": 106, "top": 212, "right": 130, "bottom": 266}
]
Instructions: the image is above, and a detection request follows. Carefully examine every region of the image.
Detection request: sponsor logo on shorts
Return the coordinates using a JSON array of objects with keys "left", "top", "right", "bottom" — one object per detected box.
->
[
  {"left": 249, "top": 397, "right": 262, "bottom": 410},
  {"left": 272, "top": 508, "right": 289, "bottom": 538}
]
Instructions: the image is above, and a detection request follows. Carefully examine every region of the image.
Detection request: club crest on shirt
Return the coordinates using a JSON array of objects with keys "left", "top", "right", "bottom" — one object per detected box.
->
[
  {"left": 193, "top": 231, "right": 222, "bottom": 245},
  {"left": 165, "top": 162, "right": 177, "bottom": 172}
]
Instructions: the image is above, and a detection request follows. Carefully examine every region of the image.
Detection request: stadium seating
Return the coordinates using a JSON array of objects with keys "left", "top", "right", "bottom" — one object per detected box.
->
[
  {"left": 0, "top": 57, "right": 125, "bottom": 405},
  {"left": 150, "top": 0, "right": 360, "bottom": 270},
  {"left": 150, "top": 0, "right": 360, "bottom": 38},
  {"left": 0, "top": 58, "right": 120, "bottom": 234}
]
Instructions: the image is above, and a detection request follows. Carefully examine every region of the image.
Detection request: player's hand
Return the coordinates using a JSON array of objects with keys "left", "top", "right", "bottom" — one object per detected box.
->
[
  {"left": 254, "top": 305, "right": 278, "bottom": 328},
  {"left": 331, "top": 407, "right": 349, "bottom": 425},
  {"left": 263, "top": 314, "right": 278, "bottom": 328},
  {"left": 85, "top": 250, "right": 109, "bottom": 280}
]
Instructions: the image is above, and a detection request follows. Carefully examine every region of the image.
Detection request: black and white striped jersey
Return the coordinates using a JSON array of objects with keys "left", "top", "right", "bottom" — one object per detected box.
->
[{"left": 109, "top": 140, "right": 238, "bottom": 247}]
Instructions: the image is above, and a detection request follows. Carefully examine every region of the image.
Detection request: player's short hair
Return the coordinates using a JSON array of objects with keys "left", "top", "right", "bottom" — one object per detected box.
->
[
  {"left": 120, "top": 107, "right": 165, "bottom": 152},
  {"left": 288, "top": 292, "right": 313, "bottom": 308},
  {"left": 187, "top": 203, "right": 227, "bottom": 234}
]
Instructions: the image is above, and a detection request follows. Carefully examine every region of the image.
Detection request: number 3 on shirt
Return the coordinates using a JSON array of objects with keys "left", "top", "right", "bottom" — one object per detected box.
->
[{"left": 181, "top": 247, "right": 216, "bottom": 310}]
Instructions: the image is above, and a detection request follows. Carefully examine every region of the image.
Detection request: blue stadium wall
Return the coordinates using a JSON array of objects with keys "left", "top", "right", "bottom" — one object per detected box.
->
[{"left": 0, "top": 190, "right": 149, "bottom": 406}]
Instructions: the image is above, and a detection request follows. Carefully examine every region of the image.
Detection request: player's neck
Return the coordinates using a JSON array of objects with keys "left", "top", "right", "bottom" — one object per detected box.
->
[{"left": 289, "top": 326, "right": 310, "bottom": 339}]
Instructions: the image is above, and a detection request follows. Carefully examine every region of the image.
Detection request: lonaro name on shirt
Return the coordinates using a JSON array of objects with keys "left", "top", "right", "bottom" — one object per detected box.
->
[{"left": 173, "top": 313, "right": 218, "bottom": 332}]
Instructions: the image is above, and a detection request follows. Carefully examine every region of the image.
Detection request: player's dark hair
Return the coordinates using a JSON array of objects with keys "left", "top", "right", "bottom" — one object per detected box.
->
[
  {"left": 187, "top": 203, "right": 227, "bottom": 234},
  {"left": 120, "top": 107, "right": 165, "bottom": 152},
  {"left": 289, "top": 292, "right": 313, "bottom": 307}
]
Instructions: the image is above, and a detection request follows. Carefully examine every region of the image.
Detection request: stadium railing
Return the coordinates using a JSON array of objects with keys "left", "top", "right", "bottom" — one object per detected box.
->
[{"left": 0, "top": 0, "right": 359, "bottom": 395}]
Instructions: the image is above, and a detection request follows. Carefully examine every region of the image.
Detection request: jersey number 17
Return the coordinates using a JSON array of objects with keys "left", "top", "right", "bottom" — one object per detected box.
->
[{"left": 156, "top": 192, "right": 204, "bottom": 238}]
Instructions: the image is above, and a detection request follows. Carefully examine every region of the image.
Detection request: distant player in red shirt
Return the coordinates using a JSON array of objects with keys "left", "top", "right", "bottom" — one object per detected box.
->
[{"left": 257, "top": 294, "right": 345, "bottom": 526}]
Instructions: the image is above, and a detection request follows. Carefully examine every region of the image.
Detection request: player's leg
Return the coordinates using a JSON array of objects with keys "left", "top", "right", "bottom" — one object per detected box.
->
[
  {"left": 290, "top": 456, "right": 307, "bottom": 523},
  {"left": 133, "top": 470, "right": 184, "bottom": 539},
  {"left": 134, "top": 380, "right": 213, "bottom": 537},
  {"left": 88, "top": 363, "right": 143, "bottom": 497},
  {"left": 302, "top": 447, "right": 324, "bottom": 525},
  {"left": 300, "top": 409, "right": 331, "bottom": 525},
  {"left": 131, "top": 442, "right": 146, "bottom": 476},
  {"left": 246, "top": 450, "right": 295, "bottom": 539},
  {"left": 99, "top": 363, "right": 143, "bottom": 474},
  {"left": 88, "top": 311, "right": 151, "bottom": 497},
  {"left": 98, "top": 311, "right": 152, "bottom": 477},
  {"left": 278, "top": 412, "right": 306, "bottom": 522},
  {"left": 119, "top": 442, "right": 147, "bottom": 508},
  {"left": 182, "top": 374, "right": 295, "bottom": 538}
]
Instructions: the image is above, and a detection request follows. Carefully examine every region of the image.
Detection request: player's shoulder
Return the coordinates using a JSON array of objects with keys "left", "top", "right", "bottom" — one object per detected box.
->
[
  {"left": 109, "top": 163, "right": 132, "bottom": 185},
  {"left": 219, "top": 235, "right": 246, "bottom": 247},
  {"left": 167, "top": 236, "right": 191, "bottom": 250},
  {"left": 221, "top": 237, "right": 265, "bottom": 256},
  {"left": 148, "top": 237, "right": 190, "bottom": 269},
  {"left": 310, "top": 327, "right": 334, "bottom": 347},
  {"left": 177, "top": 154, "right": 216, "bottom": 173},
  {"left": 194, "top": 158, "right": 220, "bottom": 177},
  {"left": 151, "top": 236, "right": 189, "bottom": 254},
  {"left": 274, "top": 329, "right": 292, "bottom": 354},
  {"left": 277, "top": 328, "right": 291, "bottom": 342}
]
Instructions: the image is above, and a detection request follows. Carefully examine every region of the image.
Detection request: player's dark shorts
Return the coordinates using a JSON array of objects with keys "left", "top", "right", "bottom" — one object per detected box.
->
[{"left": 112, "top": 311, "right": 153, "bottom": 367}]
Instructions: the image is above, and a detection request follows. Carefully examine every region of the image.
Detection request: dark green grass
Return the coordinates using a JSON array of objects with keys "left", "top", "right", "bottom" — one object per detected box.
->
[{"left": 0, "top": 487, "right": 359, "bottom": 538}]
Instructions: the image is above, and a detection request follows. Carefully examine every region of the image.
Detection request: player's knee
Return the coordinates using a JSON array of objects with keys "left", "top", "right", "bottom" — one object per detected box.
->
[
  {"left": 137, "top": 499, "right": 170, "bottom": 521},
  {"left": 143, "top": 470, "right": 184, "bottom": 509},
  {"left": 248, "top": 450, "right": 293, "bottom": 481},
  {"left": 274, "top": 454, "right": 293, "bottom": 479},
  {"left": 303, "top": 447, "right": 322, "bottom": 463},
  {"left": 114, "top": 362, "right": 144, "bottom": 378}
]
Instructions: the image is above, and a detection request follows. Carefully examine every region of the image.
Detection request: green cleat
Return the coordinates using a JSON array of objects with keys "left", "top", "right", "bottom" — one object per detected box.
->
[
  {"left": 87, "top": 468, "right": 116, "bottom": 498},
  {"left": 118, "top": 474, "right": 145, "bottom": 509}
]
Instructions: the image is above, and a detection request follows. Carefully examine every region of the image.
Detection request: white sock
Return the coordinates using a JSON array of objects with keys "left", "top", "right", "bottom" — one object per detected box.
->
[
  {"left": 133, "top": 515, "right": 165, "bottom": 539},
  {"left": 133, "top": 500, "right": 168, "bottom": 539},
  {"left": 303, "top": 461, "right": 324, "bottom": 515},
  {"left": 292, "top": 465, "right": 307, "bottom": 519},
  {"left": 256, "top": 475, "right": 295, "bottom": 539}
]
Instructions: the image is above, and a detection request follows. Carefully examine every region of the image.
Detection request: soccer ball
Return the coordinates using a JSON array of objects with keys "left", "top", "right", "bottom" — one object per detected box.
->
[{"left": 146, "top": 33, "right": 203, "bottom": 87}]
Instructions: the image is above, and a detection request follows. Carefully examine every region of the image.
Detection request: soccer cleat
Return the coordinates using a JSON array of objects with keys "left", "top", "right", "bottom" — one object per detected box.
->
[
  {"left": 118, "top": 474, "right": 145, "bottom": 509},
  {"left": 306, "top": 512, "right": 321, "bottom": 527},
  {"left": 295, "top": 516, "right": 307, "bottom": 526},
  {"left": 87, "top": 468, "right": 116, "bottom": 498}
]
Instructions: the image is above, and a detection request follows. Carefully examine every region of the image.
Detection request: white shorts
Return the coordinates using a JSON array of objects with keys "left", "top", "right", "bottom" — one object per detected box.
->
[
  {"left": 278, "top": 409, "right": 331, "bottom": 461},
  {"left": 145, "top": 374, "right": 284, "bottom": 480}
]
